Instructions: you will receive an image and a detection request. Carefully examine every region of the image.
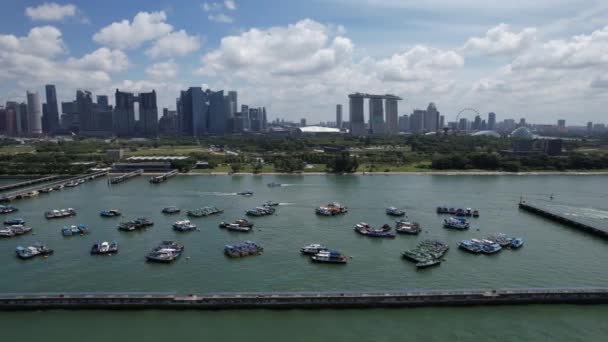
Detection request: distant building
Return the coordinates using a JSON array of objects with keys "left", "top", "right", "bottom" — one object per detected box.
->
[
  {"left": 488, "top": 112, "right": 496, "bottom": 130},
  {"left": 348, "top": 95, "right": 365, "bottom": 135},
  {"left": 410, "top": 110, "right": 424, "bottom": 133},
  {"left": 336, "top": 104, "right": 342, "bottom": 129},
  {"left": 385, "top": 98, "right": 398, "bottom": 135},
  {"left": 398, "top": 114, "right": 409, "bottom": 132},
  {"left": 472, "top": 115, "right": 482, "bottom": 131},
  {"left": 159, "top": 108, "right": 178, "bottom": 135},
  {"left": 369, "top": 97, "right": 385, "bottom": 135},
  {"left": 300, "top": 118, "right": 306, "bottom": 127},
  {"left": 138, "top": 90, "right": 158, "bottom": 137},
  {"left": 439, "top": 115, "right": 445, "bottom": 130},
  {"left": 424, "top": 103, "right": 439, "bottom": 131},
  {"left": 44, "top": 84, "right": 59, "bottom": 133},
  {"left": 26, "top": 91, "right": 42, "bottom": 134},
  {"left": 77, "top": 90, "right": 94, "bottom": 133},
  {"left": 113, "top": 90, "right": 136, "bottom": 137}
]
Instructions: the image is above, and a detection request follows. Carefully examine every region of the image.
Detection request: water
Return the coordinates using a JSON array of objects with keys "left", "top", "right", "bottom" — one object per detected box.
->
[{"left": 0, "top": 174, "right": 607, "bottom": 340}]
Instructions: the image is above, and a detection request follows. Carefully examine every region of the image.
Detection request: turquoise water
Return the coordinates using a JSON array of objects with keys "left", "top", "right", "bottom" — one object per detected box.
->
[{"left": 0, "top": 175, "right": 606, "bottom": 341}]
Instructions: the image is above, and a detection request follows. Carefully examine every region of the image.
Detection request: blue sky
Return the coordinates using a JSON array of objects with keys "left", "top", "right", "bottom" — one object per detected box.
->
[{"left": 1, "top": 0, "right": 608, "bottom": 124}]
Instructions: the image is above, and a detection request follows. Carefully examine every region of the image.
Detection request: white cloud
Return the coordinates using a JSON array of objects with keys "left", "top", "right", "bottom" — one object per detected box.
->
[
  {"left": 146, "top": 60, "right": 178, "bottom": 80},
  {"left": 146, "top": 30, "right": 201, "bottom": 58},
  {"left": 208, "top": 13, "right": 234, "bottom": 23},
  {"left": 0, "top": 26, "right": 66, "bottom": 58},
  {"left": 25, "top": 3, "right": 76, "bottom": 21},
  {"left": 202, "top": 2, "right": 222, "bottom": 12},
  {"left": 463, "top": 23, "right": 537, "bottom": 56},
  {"left": 376, "top": 45, "right": 464, "bottom": 82},
  {"left": 66, "top": 48, "right": 129, "bottom": 72},
  {"left": 93, "top": 11, "right": 173, "bottom": 49},
  {"left": 224, "top": 0, "right": 237, "bottom": 10}
]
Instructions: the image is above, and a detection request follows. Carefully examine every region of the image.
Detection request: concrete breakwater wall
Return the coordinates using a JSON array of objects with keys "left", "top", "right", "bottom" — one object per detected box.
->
[
  {"left": 1, "top": 288, "right": 607, "bottom": 310},
  {"left": 519, "top": 201, "right": 608, "bottom": 238}
]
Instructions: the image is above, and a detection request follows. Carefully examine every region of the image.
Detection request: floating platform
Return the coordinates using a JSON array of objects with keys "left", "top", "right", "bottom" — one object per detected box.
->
[
  {"left": 0, "top": 288, "right": 607, "bottom": 310},
  {"left": 519, "top": 201, "right": 608, "bottom": 239}
]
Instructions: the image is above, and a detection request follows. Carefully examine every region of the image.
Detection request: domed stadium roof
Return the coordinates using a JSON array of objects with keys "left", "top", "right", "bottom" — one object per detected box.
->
[
  {"left": 510, "top": 127, "right": 534, "bottom": 140},
  {"left": 471, "top": 130, "right": 500, "bottom": 137}
]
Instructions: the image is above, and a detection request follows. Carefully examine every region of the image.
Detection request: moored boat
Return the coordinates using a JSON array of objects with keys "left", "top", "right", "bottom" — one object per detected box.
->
[
  {"left": 0, "top": 225, "right": 32, "bottom": 237},
  {"left": 354, "top": 222, "right": 395, "bottom": 238},
  {"left": 0, "top": 205, "right": 18, "bottom": 214},
  {"left": 146, "top": 241, "right": 184, "bottom": 263},
  {"left": 267, "top": 182, "right": 282, "bottom": 187},
  {"left": 44, "top": 208, "right": 76, "bottom": 219},
  {"left": 39, "top": 187, "right": 54, "bottom": 194},
  {"left": 4, "top": 218, "right": 25, "bottom": 225},
  {"left": 162, "top": 206, "right": 181, "bottom": 214},
  {"left": 416, "top": 259, "right": 441, "bottom": 268},
  {"left": 443, "top": 217, "right": 470, "bottom": 230},
  {"left": 310, "top": 250, "right": 347, "bottom": 264},
  {"left": 510, "top": 237, "right": 524, "bottom": 249},
  {"left": 300, "top": 243, "right": 328, "bottom": 255},
  {"left": 15, "top": 243, "right": 53, "bottom": 259},
  {"left": 100, "top": 209, "right": 122, "bottom": 217},
  {"left": 91, "top": 241, "right": 118, "bottom": 255},
  {"left": 315, "top": 202, "right": 347, "bottom": 216},
  {"left": 172, "top": 220, "right": 197, "bottom": 232},
  {"left": 52, "top": 184, "right": 64, "bottom": 191},
  {"left": 237, "top": 190, "right": 254, "bottom": 196},
  {"left": 246, "top": 206, "right": 275, "bottom": 217},
  {"left": 224, "top": 241, "right": 263, "bottom": 258},
  {"left": 187, "top": 206, "right": 223, "bottom": 218},
  {"left": 263, "top": 201, "right": 279, "bottom": 207},
  {"left": 458, "top": 239, "right": 483, "bottom": 254},
  {"left": 62, "top": 224, "right": 88, "bottom": 236},
  {"left": 402, "top": 240, "right": 449, "bottom": 267},
  {"left": 386, "top": 207, "right": 405, "bottom": 216},
  {"left": 395, "top": 220, "right": 421, "bottom": 234},
  {"left": 219, "top": 219, "right": 254, "bottom": 232},
  {"left": 472, "top": 210, "right": 480, "bottom": 217},
  {"left": 117, "top": 217, "right": 154, "bottom": 231}
]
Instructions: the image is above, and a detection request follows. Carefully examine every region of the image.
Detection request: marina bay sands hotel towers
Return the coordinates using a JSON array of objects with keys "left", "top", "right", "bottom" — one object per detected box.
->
[{"left": 348, "top": 93, "right": 402, "bottom": 135}]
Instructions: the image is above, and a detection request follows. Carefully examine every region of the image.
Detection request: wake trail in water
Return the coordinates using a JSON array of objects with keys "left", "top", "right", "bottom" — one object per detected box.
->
[{"left": 198, "top": 192, "right": 238, "bottom": 196}]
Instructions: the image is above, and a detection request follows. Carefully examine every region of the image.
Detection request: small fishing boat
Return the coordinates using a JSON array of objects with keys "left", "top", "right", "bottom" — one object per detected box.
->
[
  {"left": 44, "top": 208, "right": 76, "bottom": 219},
  {"left": 91, "top": 241, "right": 118, "bottom": 255},
  {"left": 436, "top": 206, "right": 449, "bottom": 214},
  {"left": 15, "top": 243, "right": 53, "bottom": 259},
  {"left": 1, "top": 225, "right": 33, "bottom": 237},
  {"left": 100, "top": 209, "right": 122, "bottom": 217},
  {"left": 472, "top": 210, "right": 480, "bottom": 217},
  {"left": 0, "top": 205, "right": 18, "bottom": 214},
  {"left": 510, "top": 237, "right": 524, "bottom": 249},
  {"left": 300, "top": 243, "right": 328, "bottom": 255},
  {"left": 172, "top": 220, "right": 197, "bottom": 232},
  {"left": 62, "top": 224, "right": 88, "bottom": 236},
  {"left": 480, "top": 239, "right": 502, "bottom": 254},
  {"left": 455, "top": 208, "right": 466, "bottom": 217},
  {"left": 354, "top": 223, "right": 395, "bottom": 238},
  {"left": 187, "top": 206, "right": 223, "bottom": 218},
  {"left": 224, "top": 241, "right": 263, "bottom": 258},
  {"left": 162, "top": 206, "right": 181, "bottom": 214},
  {"left": 458, "top": 239, "right": 483, "bottom": 254},
  {"left": 310, "top": 250, "right": 347, "bottom": 264},
  {"left": 386, "top": 207, "right": 405, "bottom": 216},
  {"left": 315, "top": 202, "right": 347, "bottom": 216},
  {"left": 219, "top": 219, "right": 254, "bottom": 232},
  {"left": 237, "top": 190, "right": 254, "bottom": 196},
  {"left": 246, "top": 206, "right": 275, "bottom": 217},
  {"left": 4, "top": 218, "right": 25, "bottom": 225},
  {"left": 146, "top": 241, "right": 184, "bottom": 263},
  {"left": 395, "top": 220, "right": 421, "bottom": 235},
  {"left": 263, "top": 201, "right": 279, "bottom": 207},
  {"left": 443, "top": 217, "right": 470, "bottom": 230},
  {"left": 267, "top": 182, "right": 282, "bottom": 187},
  {"left": 117, "top": 217, "right": 154, "bottom": 231},
  {"left": 416, "top": 259, "right": 441, "bottom": 268}
]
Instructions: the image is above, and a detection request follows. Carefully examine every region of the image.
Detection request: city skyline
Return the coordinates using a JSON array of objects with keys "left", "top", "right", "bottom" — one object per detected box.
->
[{"left": 1, "top": 1, "right": 608, "bottom": 124}]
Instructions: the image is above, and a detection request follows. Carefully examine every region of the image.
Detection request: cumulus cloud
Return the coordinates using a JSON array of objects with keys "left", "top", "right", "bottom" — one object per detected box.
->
[
  {"left": 25, "top": 2, "right": 77, "bottom": 21},
  {"left": 146, "top": 60, "right": 178, "bottom": 80},
  {"left": 146, "top": 30, "right": 201, "bottom": 58},
  {"left": 0, "top": 26, "right": 66, "bottom": 58},
  {"left": 224, "top": 0, "right": 237, "bottom": 10},
  {"left": 208, "top": 13, "right": 234, "bottom": 23},
  {"left": 93, "top": 11, "right": 173, "bottom": 49},
  {"left": 376, "top": 45, "right": 464, "bottom": 82},
  {"left": 66, "top": 48, "right": 129, "bottom": 72},
  {"left": 462, "top": 23, "right": 536, "bottom": 56}
]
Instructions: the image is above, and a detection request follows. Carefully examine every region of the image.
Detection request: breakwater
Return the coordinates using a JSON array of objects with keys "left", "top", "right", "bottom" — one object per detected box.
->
[
  {"left": 109, "top": 169, "right": 143, "bottom": 185},
  {"left": 149, "top": 169, "right": 179, "bottom": 184},
  {"left": 1, "top": 288, "right": 607, "bottom": 311},
  {"left": 0, "top": 171, "right": 108, "bottom": 202},
  {"left": 0, "top": 176, "right": 60, "bottom": 192},
  {"left": 519, "top": 201, "right": 608, "bottom": 238}
]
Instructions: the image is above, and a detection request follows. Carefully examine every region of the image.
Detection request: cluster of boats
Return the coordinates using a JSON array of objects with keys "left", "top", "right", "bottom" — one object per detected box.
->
[
  {"left": 0, "top": 205, "right": 18, "bottom": 214},
  {"left": 443, "top": 217, "right": 471, "bottom": 230},
  {"left": 145, "top": 241, "right": 184, "bottom": 263},
  {"left": 117, "top": 217, "right": 154, "bottom": 231},
  {"left": 459, "top": 234, "right": 524, "bottom": 254},
  {"left": 15, "top": 243, "right": 54, "bottom": 259},
  {"left": 0, "top": 224, "right": 32, "bottom": 237},
  {"left": 402, "top": 240, "right": 449, "bottom": 268},
  {"left": 187, "top": 206, "right": 223, "bottom": 218},
  {"left": 44, "top": 208, "right": 76, "bottom": 219},
  {"left": 91, "top": 241, "right": 118, "bottom": 255},
  {"left": 219, "top": 219, "right": 254, "bottom": 232},
  {"left": 395, "top": 220, "right": 422, "bottom": 234},
  {"left": 315, "top": 202, "right": 348, "bottom": 216},
  {"left": 172, "top": 220, "right": 197, "bottom": 232},
  {"left": 436, "top": 206, "right": 480, "bottom": 217},
  {"left": 386, "top": 207, "right": 405, "bottom": 216},
  {"left": 39, "top": 179, "right": 86, "bottom": 194},
  {"left": 354, "top": 222, "right": 395, "bottom": 238},
  {"left": 62, "top": 224, "right": 89, "bottom": 236},
  {"left": 246, "top": 205, "right": 275, "bottom": 217},
  {"left": 100, "top": 209, "right": 121, "bottom": 217},
  {"left": 224, "top": 241, "right": 263, "bottom": 258},
  {"left": 300, "top": 243, "right": 348, "bottom": 264}
]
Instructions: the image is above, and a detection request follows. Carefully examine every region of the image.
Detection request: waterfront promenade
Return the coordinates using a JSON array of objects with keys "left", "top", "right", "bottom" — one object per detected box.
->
[{"left": 1, "top": 288, "right": 607, "bottom": 310}]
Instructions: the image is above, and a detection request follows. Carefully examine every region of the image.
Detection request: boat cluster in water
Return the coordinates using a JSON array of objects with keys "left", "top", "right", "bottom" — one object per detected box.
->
[
  {"left": 224, "top": 241, "right": 263, "bottom": 258},
  {"left": 315, "top": 202, "right": 348, "bottom": 216},
  {"left": 459, "top": 233, "right": 524, "bottom": 254},
  {"left": 436, "top": 206, "right": 480, "bottom": 217},
  {"left": 402, "top": 240, "right": 450, "bottom": 268},
  {"left": 300, "top": 243, "right": 348, "bottom": 264}
]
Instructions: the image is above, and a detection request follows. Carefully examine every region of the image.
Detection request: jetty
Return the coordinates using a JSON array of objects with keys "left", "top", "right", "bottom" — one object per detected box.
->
[
  {"left": 109, "top": 169, "right": 143, "bottom": 185},
  {"left": 519, "top": 200, "right": 608, "bottom": 238},
  {"left": 0, "top": 176, "right": 60, "bottom": 192},
  {"left": 0, "top": 171, "right": 108, "bottom": 202},
  {"left": 149, "top": 169, "right": 179, "bottom": 184},
  {"left": 0, "top": 288, "right": 607, "bottom": 311}
]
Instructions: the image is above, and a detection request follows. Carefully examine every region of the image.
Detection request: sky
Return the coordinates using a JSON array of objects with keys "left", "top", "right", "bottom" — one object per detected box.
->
[{"left": 1, "top": 0, "right": 608, "bottom": 125}]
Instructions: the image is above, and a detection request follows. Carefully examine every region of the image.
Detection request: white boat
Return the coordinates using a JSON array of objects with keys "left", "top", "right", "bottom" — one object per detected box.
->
[{"left": 300, "top": 243, "right": 327, "bottom": 255}]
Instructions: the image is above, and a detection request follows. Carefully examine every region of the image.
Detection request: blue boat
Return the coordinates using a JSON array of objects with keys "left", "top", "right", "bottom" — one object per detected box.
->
[
  {"left": 458, "top": 240, "right": 482, "bottom": 254},
  {"left": 15, "top": 243, "right": 53, "bottom": 259},
  {"left": 386, "top": 207, "right": 405, "bottom": 216},
  {"left": 100, "top": 209, "right": 121, "bottom": 217},
  {"left": 4, "top": 218, "right": 25, "bottom": 225},
  {"left": 0, "top": 205, "right": 18, "bottom": 214},
  {"left": 480, "top": 239, "right": 502, "bottom": 254},
  {"left": 510, "top": 237, "right": 524, "bottom": 249},
  {"left": 443, "top": 217, "right": 470, "bottom": 230},
  {"left": 62, "top": 224, "right": 88, "bottom": 236}
]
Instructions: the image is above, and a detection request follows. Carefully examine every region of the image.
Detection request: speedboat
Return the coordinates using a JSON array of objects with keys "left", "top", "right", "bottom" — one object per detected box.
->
[
  {"left": 62, "top": 224, "right": 88, "bottom": 236},
  {"left": 395, "top": 220, "right": 421, "bottom": 234},
  {"left": 4, "top": 218, "right": 25, "bottom": 225},
  {"left": 0, "top": 205, "right": 18, "bottom": 214},
  {"left": 100, "top": 209, "right": 121, "bottom": 217},
  {"left": 310, "top": 250, "right": 347, "bottom": 264},
  {"left": 162, "top": 206, "right": 181, "bottom": 214},
  {"left": 443, "top": 217, "right": 470, "bottom": 230},
  {"left": 45, "top": 208, "right": 76, "bottom": 219},
  {"left": 91, "top": 241, "right": 118, "bottom": 255},
  {"left": 300, "top": 243, "right": 328, "bottom": 255},
  {"left": 172, "top": 220, "right": 197, "bottom": 232},
  {"left": 237, "top": 190, "right": 254, "bottom": 196},
  {"left": 315, "top": 203, "right": 347, "bottom": 216},
  {"left": 146, "top": 241, "right": 185, "bottom": 263},
  {"left": 15, "top": 243, "right": 53, "bottom": 259},
  {"left": 263, "top": 201, "right": 279, "bottom": 207},
  {"left": 386, "top": 207, "right": 405, "bottom": 216},
  {"left": 510, "top": 237, "right": 524, "bottom": 249},
  {"left": 267, "top": 182, "right": 282, "bottom": 187}
]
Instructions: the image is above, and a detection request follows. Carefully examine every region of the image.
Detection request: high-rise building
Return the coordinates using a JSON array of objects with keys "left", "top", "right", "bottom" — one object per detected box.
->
[
  {"left": 519, "top": 118, "right": 526, "bottom": 127},
  {"left": 208, "top": 90, "right": 227, "bottom": 135},
  {"left": 227, "top": 91, "right": 237, "bottom": 117},
  {"left": 97, "top": 95, "right": 110, "bottom": 109},
  {"left": 439, "top": 115, "right": 445, "bottom": 130},
  {"left": 261, "top": 107, "right": 267, "bottom": 131},
  {"left": 26, "top": 91, "right": 42, "bottom": 134},
  {"left": 138, "top": 90, "right": 158, "bottom": 137},
  {"left": 5, "top": 101, "right": 18, "bottom": 136},
  {"left": 336, "top": 104, "right": 343, "bottom": 129},
  {"left": 300, "top": 118, "right": 306, "bottom": 127},
  {"left": 348, "top": 95, "right": 365, "bottom": 135},
  {"left": 179, "top": 87, "right": 209, "bottom": 136},
  {"left": 0, "top": 107, "right": 6, "bottom": 133},
  {"left": 43, "top": 84, "right": 59, "bottom": 133},
  {"left": 398, "top": 114, "right": 410, "bottom": 132},
  {"left": 472, "top": 115, "right": 482, "bottom": 131},
  {"left": 77, "top": 90, "right": 94, "bottom": 132},
  {"left": 241, "top": 105, "right": 250, "bottom": 130},
  {"left": 385, "top": 98, "right": 398, "bottom": 135},
  {"left": 488, "top": 112, "right": 496, "bottom": 130},
  {"left": 587, "top": 122, "right": 593, "bottom": 133},
  {"left": 410, "top": 110, "right": 425, "bottom": 133},
  {"left": 424, "top": 103, "right": 439, "bottom": 132},
  {"left": 159, "top": 108, "right": 178, "bottom": 135},
  {"left": 458, "top": 118, "right": 468, "bottom": 131},
  {"left": 113, "top": 90, "right": 136, "bottom": 137},
  {"left": 61, "top": 101, "right": 78, "bottom": 131},
  {"left": 369, "top": 97, "right": 385, "bottom": 135},
  {"left": 557, "top": 119, "right": 566, "bottom": 130},
  {"left": 249, "top": 108, "right": 261, "bottom": 131}
]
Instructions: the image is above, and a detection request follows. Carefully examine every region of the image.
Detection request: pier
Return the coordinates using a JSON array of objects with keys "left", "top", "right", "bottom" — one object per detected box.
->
[
  {"left": 0, "top": 176, "right": 60, "bottom": 192},
  {"left": 518, "top": 201, "right": 608, "bottom": 238},
  {"left": 0, "top": 288, "right": 607, "bottom": 311},
  {"left": 149, "top": 169, "right": 179, "bottom": 184},
  {"left": 109, "top": 169, "right": 143, "bottom": 185},
  {"left": 0, "top": 171, "right": 108, "bottom": 202}
]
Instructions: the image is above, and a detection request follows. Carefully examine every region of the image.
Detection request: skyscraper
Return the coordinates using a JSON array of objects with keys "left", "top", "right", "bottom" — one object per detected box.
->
[
  {"left": 349, "top": 95, "right": 365, "bottom": 135},
  {"left": 557, "top": 119, "right": 566, "bottom": 130},
  {"left": 44, "top": 84, "right": 59, "bottom": 133},
  {"left": 241, "top": 105, "right": 250, "bottom": 130},
  {"left": 26, "top": 91, "right": 42, "bottom": 134},
  {"left": 488, "top": 112, "right": 496, "bottom": 130},
  {"left": 369, "top": 96, "right": 385, "bottom": 135},
  {"left": 113, "top": 90, "right": 136, "bottom": 137},
  {"left": 439, "top": 115, "right": 445, "bottom": 130},
  {"left": 261, "top": 107, "right": 267, "bottom": 131},
  {"left": 424, "top": 103, "right": 439, "bottom": 132},
  {"left": 398, "top": 114, "right": 409, "bottom": 132},
  {"left": 209, "top": 90, "right": 227, "bottom": 135},
  {"left": 97, "top": 95, "right": 110, "bottom": 109},
  {"left": 300, "top": 118, "right": 306, "bottom": 127},
  {"left": 18, "top": 102, "right": 27, "bottom": 134},
  {"left": 249, "top": 108, "right": 261, "bottom": 131},
  {"left": 472, "top": 115, "right": 482, "bottom": 130},
  {"left": 77, "top": 90, "right": 94, "bottom": 132},
  {"left": 139, "top": 90, "right": 158, "bottom": 137},
  {"left": 336, "top": 104, "right": 343, "bottom": 129},
  {"left": 4, "top": 101, "right": 18, "bottom": 136},
  {"left": 178, "top": 87, "right": 209, "bottom": 136},
  {"left": 385, "top": 98, "right": 398, "bottom": 135},
  {"left": 410, "top": 110, "right": 424, "bottom": 133}
]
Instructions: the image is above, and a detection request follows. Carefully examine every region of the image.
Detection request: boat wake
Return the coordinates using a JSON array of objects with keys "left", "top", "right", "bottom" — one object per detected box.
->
[
  {"left": 198, "top": 192, "right": 238, "bottom": 196},
  {"left": 278, "top": 202, "right": 295, "bottom": 206}
]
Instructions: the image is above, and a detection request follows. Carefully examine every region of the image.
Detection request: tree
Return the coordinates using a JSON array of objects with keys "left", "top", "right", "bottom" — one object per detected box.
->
[
  {"left": 327, "top": 152, "right": 359, "bottom": 173},
  {"left": 230, "top": 163, "right": 242, "bottom": 173}
]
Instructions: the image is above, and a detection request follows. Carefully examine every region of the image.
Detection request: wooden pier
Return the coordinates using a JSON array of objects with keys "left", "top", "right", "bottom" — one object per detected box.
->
[
  {"left": 109, "top": 169, "right": 144, "bottom": 185},
  {"left": 0, "top": 176, "right": 60, "bottom": 192},
  {"left": 519, "top": 201, "right": 608, "bottom": 238},
  {"left": 0, "top": 171, "right": 108, "bottom": 202},
  {"left": 149, "top": 169, "right": 179, "bottom": 184},
  {"left": 0, "top": 287, "right": 607, "bottom": 311}
]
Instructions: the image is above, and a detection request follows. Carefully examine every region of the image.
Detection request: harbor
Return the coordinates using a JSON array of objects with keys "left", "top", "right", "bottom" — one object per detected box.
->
[
  {"left": 0, "top": 287, "right": 607, "bottom": 310},
  {"left": 0, "top": 171, "right": 108, "bottom": 202},
  {"left": 519, "top": 200, "right": 608, "bottom": 238}
]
